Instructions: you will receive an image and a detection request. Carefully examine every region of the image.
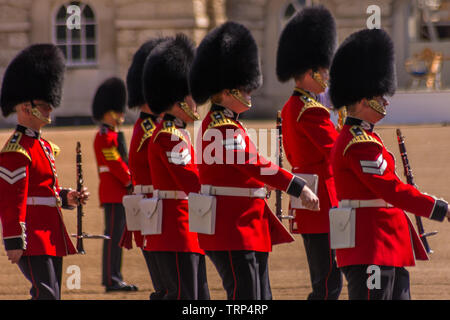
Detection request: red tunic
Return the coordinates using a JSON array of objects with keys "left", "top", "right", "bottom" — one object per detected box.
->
[
  {"left": 281, "top": 88, "right": 339, "bottom": 234},
  {"left": 196, "top": 105, "right": 303, "bottom": 252},
  {"left": 121, "top": 113, "right": 159, "bottom": 249},
  {"left": 0, "top": 125, "right": 76, "bottom": 256},
  {"left": 331, "top": 117, "right": 448, "bottom": 267},
  {"left": 93, "top": 124, "right": 131, "bottom": 204},
  {"left": 146, "top": 115, "right": 203, "bottom": 254}
]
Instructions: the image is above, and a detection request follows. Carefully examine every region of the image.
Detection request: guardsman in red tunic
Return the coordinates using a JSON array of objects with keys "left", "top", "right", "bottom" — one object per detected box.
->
[
  {"left": 189, "top": 21, "right": 319, "bottom": 300},
  {"left": 276, "top": 6, "right": 342, "bottom": 300},
  {"left": 92, "top": 77, "right": 137, "bottom": 292},
  {"left": 329, "top": 28, "right": 450, "bottom": 300},
  {"left": 142, "top": 34, "right": 210, "bottom": 300},
  {"left": 0, "top": 44, "right": 89, "bottom": 299},
  {"left": 120, "top": 38, "right": 169, "bottom": 299}
]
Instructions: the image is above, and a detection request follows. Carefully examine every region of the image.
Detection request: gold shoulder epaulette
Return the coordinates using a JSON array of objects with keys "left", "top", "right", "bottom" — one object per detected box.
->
[
  {"left": 1, "top": 132, "right": 31, "bottom": 161},
  {"left": 154, "top": 121, "right": 187, "bottom": 143},
  {"left": 343, "top": 125, "right": 383, "bottom": 155},
  {"left": 137, "top": 118, "right": 157, "bottom": 152},
  {"left": 294, "top": 88, "right": 330, "bottom": 122},
  {"left": 47, "top": 140, "right": 61, "bottom": 157},
  {"left": 207, "top": 111, "right": 239, "bottom": 130}
]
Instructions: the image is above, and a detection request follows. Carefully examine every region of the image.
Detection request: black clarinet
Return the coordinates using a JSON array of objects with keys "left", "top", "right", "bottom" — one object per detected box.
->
[
  {"left": 75, "top": 141, "right": 85, "bottom": 254},
  {"left": 117, "top": 131, "right": 129, "bottom": 165},
  {"left": 275, "top": 111, "right": 283, "bottom": 221},
  {"left": 396, "top": 129, "right": 437, "bottom": 254},
  {"left": 72, "top": 142, "right": 110, "bottom": 253},
  {"left": 275, "top": 111, "right": 294, "bottom": 222}
]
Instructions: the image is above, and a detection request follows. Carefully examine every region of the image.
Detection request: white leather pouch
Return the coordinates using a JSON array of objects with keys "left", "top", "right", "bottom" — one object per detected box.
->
[
  {"left": 290, "top": 173, "right": 319, "bottom": 209},
  {"left": 329, "top": 207, "right": 356, "bottom": 249},
  {"left": 122, "top": 194, "right": 144, "bottom": 231},
  {"left": 139, "top": 197, "right": 163, "bottom": 235},
  {"left": 188, "top": 193, "right": 217, "bottom": 235}
]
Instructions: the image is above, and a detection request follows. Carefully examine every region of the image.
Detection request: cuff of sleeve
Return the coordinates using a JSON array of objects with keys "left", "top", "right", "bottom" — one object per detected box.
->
[
  {"left": 59, "top": 188, "right": 76, "bottom": 210},
  {"left": 4, "top": 236, "right": 26, "bottom": 250},
  {"left": 286, "top": 175, "right": 306, "bottom": 198},
  {"left": 429, "top": 199, "right": 448, "bottom": 222}
]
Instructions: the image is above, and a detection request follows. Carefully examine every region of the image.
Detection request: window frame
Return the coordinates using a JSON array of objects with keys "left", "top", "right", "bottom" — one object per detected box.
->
[{"left": 52, "top": 1, "right": 98, "bottom": 68}]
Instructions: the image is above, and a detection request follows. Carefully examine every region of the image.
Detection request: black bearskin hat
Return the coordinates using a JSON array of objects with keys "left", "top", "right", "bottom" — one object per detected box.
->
[
  {"left": 329, "top": 28, "right": 396, "bottom": 110},
  {"left": 126, "top": 37, "right": 170, "bottom": 109},
  {"left": 1, "top": 44, "right": 65, "bottom": 117},
  {"left": 276, "top": 5, "right": 337, "bottom": 82},
  {"left": 142, "top": 33, "right": 195, "bottom": 115},
  {"left": 189, "top": 21, "right": 262, "bottom": 105},
  {"left": 92, "top": 77, "right": 127, "bottom": 121}
]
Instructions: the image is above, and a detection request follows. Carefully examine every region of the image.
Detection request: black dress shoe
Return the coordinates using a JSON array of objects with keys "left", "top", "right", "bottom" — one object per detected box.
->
[
  {"left": 149, "top": 290, "right": 166, "bottom": 300},
  {"left": 105, "top": 282, "right": 138, "bottom": 292}
]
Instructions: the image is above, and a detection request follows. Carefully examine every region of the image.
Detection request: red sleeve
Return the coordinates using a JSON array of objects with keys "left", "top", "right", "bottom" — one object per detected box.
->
[
  {"left": 154, "top": 133, "right": 200, "bottom": 194},
  {"left": 218, "top": 125, "right": 304, "bottom": 196},
  {"left": 298, "top": 108, "right": 338, "bottom": 158},
  {"left": 0, "top": 152, "right": 30, "bottom": 250},
  {"left": 346, "top": 142, "right": 446, "bottom": 220},
  {"left": 98, "top": 133, "right": 131, "bottom": 187}
]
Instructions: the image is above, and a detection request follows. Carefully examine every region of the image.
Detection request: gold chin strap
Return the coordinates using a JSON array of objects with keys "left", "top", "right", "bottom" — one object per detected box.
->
[
  {"left": 312, "top": 72, "right": 328, "bottom": 90},
  {"left": 230, "top": 89, "right": 252, "bottom": 108},
  {"left": 110, "top": 111, "right": 125, "bottom": 126},
  {"left": 179, "top": 101, "right": 200, "bottom": 121},
  {"left": 31, "top": 107, "right": 51, "bottom": 124},
  {"left": 337, "top": 107, "right": 347, "bottom": 131},
  {"left": 367, "top": 99, "right": 386, "bottom": 116}
]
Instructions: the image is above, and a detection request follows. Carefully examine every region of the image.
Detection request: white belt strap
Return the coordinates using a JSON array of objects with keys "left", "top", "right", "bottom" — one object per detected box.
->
[
  {"left": 27, "top": 196, "right": 59, "bottom": 207},
  {"left": 99, "top": 166, "right": 109, "bottom": 173},
  {"left": 201, "top": 185, "right": 267, "bottom": 199},
  {"left": 155, "top": 189, "right": 188, "bottom": 200},
  {"left": 134, "top": 185, "right": 154, "bottom": 194},
  {"left": 339, "top": 199, "right": 393, "bottom": 208}
]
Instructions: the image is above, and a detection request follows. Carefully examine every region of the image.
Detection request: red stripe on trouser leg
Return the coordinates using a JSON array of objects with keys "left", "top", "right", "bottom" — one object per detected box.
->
[
  {"left": 28, "top": 257, "right": 39, "bottom": 299},
  {"left": 228, "top": 251, "right": 237, "bottom": 300}
]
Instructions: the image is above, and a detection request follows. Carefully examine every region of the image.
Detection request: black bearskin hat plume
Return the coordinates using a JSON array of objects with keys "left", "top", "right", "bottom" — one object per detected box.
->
[
  {"left": 126, "top": 37, "right": 170, "bottom": 109},
  {"left": 1, "top": 44, "right": 65, "bottom": 117},
  {"left": 329, "top": 28, "right": 396, "bottom": 110},
  {"left": 92, "top": 77, "right": 127, "bottom": 121},
  {"left": 189, "top": 21, "right": 262, "bottom": 105},
  {"left": 276, "top": 5, "right": 337, "bottom": 82},
  {"left": 142, "top": 33, "right": 195, "bottom": 115}
]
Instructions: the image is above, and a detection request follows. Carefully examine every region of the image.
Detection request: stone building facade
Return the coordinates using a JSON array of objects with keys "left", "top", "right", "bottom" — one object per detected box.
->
[{"left": 0, "top": 0, "right": 449, "bottom": 126}]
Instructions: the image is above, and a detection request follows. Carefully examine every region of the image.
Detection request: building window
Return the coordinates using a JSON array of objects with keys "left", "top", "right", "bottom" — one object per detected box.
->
[
  {"left": 54, "top": 1, "right": 97, "bottom": 67},
  {"left": 280, "top": 0, "right": 312, "bottom": 29},
  {"left": 410, "top": 0, "right": 450, "bottom": 41}
]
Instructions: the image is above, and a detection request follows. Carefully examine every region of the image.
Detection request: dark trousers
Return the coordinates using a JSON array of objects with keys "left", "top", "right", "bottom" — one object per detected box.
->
[
  {"left": 141, "top": 250, "right": 166, "bottom": 300},
  {"left": 341, "top": 265, "right": 411, "bottom": 300},
  {"left": 102, "top": 203, "right": 126, "bottom": 287},
  {"left": 18, "top": 255, "right": 63, "bottom": 300},
  {"left": 153, "top": 251, "right": 210, "bottom": 300},
  {"left": 301, "top": 233, "right": 343, "bottom": 300},
  {"left": 206, "top": 250, "right": 272, "bottom": 300}
]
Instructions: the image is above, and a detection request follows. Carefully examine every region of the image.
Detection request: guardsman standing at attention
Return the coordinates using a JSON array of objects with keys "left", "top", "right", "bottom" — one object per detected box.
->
[
  {"left": 92, "top": 77, "right": 138, "bottom": 292},
  {"left": 188, "top": 21, "right": 319, "bottom": 300},
  {"left": 276, "top": 6, "right": 342, "bottom": 300},
  {"left": 120, "top": 38, "right": 169, "bottom": 299},
  {"left": 329, "top": 28, "right": 450, "bottom": 300},
  {"left": 142, "top": 34, "right": 210, "bottom": 300},
  {"left": 0, "top": 44, "right": 89, "bottom": 299}
]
